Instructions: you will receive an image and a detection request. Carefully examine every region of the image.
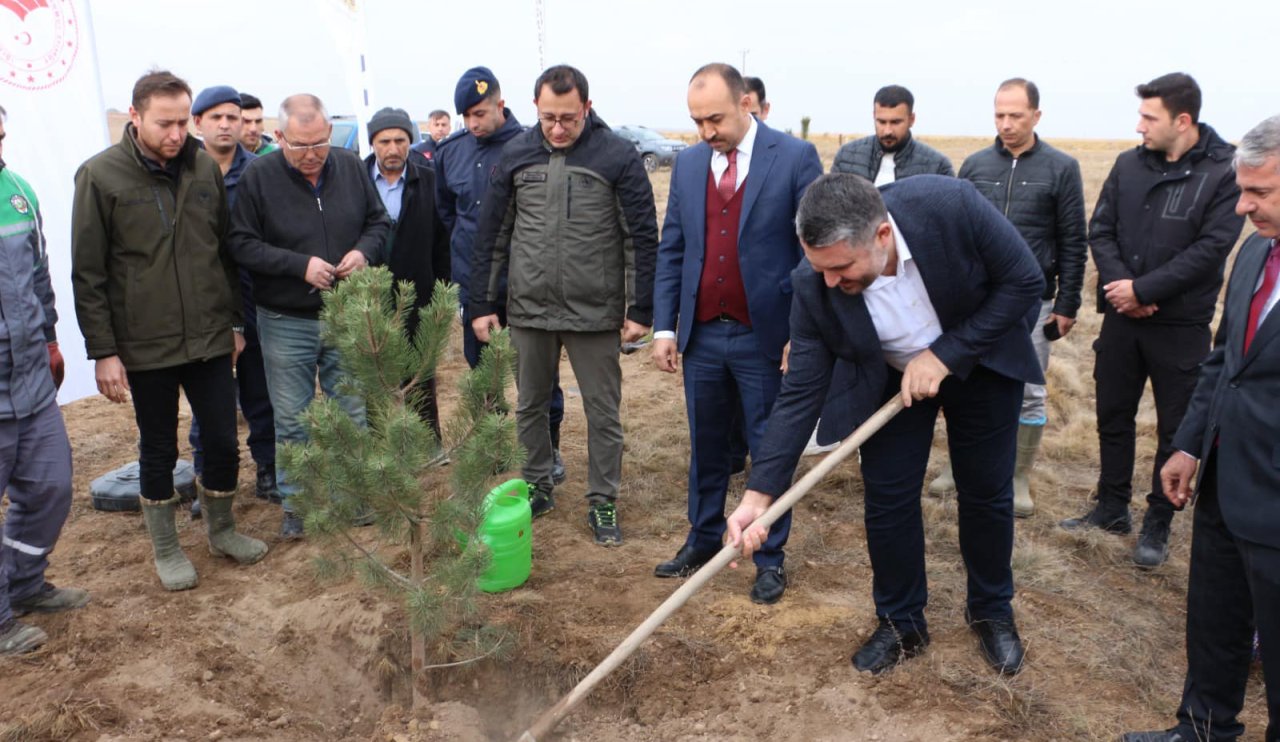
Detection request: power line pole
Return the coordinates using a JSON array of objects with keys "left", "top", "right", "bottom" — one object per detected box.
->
[{"left": 740, "top": 49, "right": 749, "bottom": 73}]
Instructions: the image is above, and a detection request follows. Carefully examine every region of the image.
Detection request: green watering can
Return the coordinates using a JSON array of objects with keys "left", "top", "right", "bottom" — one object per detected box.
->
[{"left": 476, "top": 479, "right": 533, "bottom": 593}]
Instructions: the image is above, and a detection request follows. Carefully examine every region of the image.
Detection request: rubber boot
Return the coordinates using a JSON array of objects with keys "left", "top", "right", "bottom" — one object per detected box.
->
[
  {"left": 1013, "top": 423, "right": 1044, "bottom": 518},
  {"left": 140, "top": 494, "right": 198, "bottom": 591},
  {"left": 200, "top": 485, "right": 269, "bottom": 565},
  {"left": 928, "top": 460, "right": 955, "bottom": 496}
]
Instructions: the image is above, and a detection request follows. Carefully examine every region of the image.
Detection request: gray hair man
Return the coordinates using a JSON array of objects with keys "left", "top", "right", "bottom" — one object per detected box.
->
[
  {"left": 228, "top": 93, "right": 391, "bottom": 538},
  {"left": 1121, "top": 114, "right": 1280, "bottom": 742}
]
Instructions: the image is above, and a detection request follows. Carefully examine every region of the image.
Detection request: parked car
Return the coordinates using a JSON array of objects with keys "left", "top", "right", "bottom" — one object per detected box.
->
[
  {"left": 330, "top": 116, "right": 360, "bottom": 152},
  {"left": 615, "top": 126, "right": 687, "bottom": 173}
]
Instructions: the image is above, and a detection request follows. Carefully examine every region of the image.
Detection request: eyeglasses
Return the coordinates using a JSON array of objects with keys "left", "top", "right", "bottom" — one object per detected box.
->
[
  {"left": 280, "top": 137, "right": 332, "bottom": 154},
  {"left": 538, "top": 112, "right": 583, "bottom": 129}
]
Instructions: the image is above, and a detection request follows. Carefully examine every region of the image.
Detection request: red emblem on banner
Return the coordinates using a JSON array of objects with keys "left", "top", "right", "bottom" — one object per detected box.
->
[{"left": 0, "top": 0, "right": 79, "bottom": 91}]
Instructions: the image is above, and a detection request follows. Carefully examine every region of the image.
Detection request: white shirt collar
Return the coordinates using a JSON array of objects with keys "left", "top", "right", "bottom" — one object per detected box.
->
[{"left": 867, "top": 213, "right": 911, "bottom": 291}]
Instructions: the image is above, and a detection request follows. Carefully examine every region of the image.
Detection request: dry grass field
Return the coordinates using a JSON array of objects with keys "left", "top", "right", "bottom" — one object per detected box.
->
[{"left": 1, "top": 132, "right": 1265, "bottom": 741}]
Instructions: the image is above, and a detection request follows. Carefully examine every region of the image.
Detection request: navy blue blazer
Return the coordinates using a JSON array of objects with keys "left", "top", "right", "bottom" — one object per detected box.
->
[
  {"left": 652, "top": 120, "right": 823, "bottom": 362},
  {"left": 747, "top": 176, "right": 1045, "bottom": 496},
  {"left": 1174, "top": 233, "right": 1280, "bottom": 549}
]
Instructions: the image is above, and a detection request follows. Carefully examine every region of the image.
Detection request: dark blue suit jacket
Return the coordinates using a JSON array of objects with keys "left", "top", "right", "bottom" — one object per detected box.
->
[
  {"left": 652, "top": 121, "right": 823, "bottom": 362},
  {"left": 1174, "top": 233, "right": 1280, "bottom": 548},
  {"left": 747, "top": 176, "right": 1046, "bottom": 496}
]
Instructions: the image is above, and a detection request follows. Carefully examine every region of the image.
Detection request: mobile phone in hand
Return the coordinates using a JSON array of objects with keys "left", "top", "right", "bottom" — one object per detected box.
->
[{"left": 1043, "top": 319, "right": 1062, "bottom": 341}]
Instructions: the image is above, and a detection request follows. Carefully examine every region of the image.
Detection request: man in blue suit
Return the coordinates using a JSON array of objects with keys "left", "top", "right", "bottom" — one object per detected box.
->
[
  {"left": 727, "top": 173, "right": 1044, "bottom": 675},
  {"left": 1122, "top": 115, "right": 1280, "bottom": 742},
  {"left": 650, "top": 63, "right": 822, "bottom": 603}
]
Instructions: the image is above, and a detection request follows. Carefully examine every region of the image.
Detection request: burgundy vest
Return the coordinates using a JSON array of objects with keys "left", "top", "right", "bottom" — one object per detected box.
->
[{"left": 695, "top": 170, "right": 751, "bottom": 325}]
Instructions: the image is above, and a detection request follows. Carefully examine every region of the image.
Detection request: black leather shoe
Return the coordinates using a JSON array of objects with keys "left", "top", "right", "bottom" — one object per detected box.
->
[
  {"left": 1120, "top": 730, "right": 1185, "bottom": 742},
  {"left": 1060, "top": 502, "right": 1131, "bottom": 535},
  {"left": 750, "top": 566, "right": 787, "bottom": 604},
  {"left": 1133, "top": 513, "right": 1172, "bottom": 569},
  {"left": 851, "top": 619, "right": 930, "bottom": 675},
  {"left": 966, "top": 611, "right": 1025, "bottom": 675},
  {"left": 653, "top": 545, "right": 717, "bottom": 578}
]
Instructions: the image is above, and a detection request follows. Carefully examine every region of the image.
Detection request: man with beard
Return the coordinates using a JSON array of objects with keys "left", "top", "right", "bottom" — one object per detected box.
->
[
  {"left": 366, "top": 106, "right": 450, "bottom": 435},
  {"left": 726, "top": 173, "right": 1043, "bottom": 676},
  {"left": 650, "top": 63, "right": 821, "bottom": 602},
  {"left": 832, "top": 85, "right": 953, "bottom": 185},
  {"left": 238, "top": 93, "right": 277, "bottom": 155},
  {"left": 187, "top": 85, "right": 278, "bottom": 515},
  {"left": 1061, "top": 73, "right": 1243, "bottom": 570},
  {"left": 72, "top": 70, "right": 267, "bottom": 590}
]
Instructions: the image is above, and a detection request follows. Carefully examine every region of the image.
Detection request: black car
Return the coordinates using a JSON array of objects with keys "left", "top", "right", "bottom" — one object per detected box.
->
[{"left": 615, "top": 126, "right": 687, "bottom": 173}]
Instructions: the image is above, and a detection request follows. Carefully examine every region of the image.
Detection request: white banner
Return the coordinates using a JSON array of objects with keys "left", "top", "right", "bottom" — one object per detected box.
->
[
  {"left": 320, "top": 0, "right": 373, "bottom": 155},
  {"left": 0, "top": 0, "right": 109, "bottom": 404}
]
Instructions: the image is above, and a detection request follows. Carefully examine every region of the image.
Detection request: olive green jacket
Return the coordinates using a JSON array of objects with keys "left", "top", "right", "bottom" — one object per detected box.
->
[{"left": 72, "top": 126, "right": 240, "bottom": 371}]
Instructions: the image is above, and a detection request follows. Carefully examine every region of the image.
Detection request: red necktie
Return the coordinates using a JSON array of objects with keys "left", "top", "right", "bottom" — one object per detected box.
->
[
  {"left": 717, "top": 149, "right": 738, "bottom": 202},
  {"left": 1244, "top": 240, "right": 1280, "bottom": 355}
]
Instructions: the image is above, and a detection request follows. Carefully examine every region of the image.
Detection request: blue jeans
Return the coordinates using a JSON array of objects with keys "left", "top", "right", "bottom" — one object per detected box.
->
[{"left": 257, "top": 310, "right": 366, "bottom": 510}]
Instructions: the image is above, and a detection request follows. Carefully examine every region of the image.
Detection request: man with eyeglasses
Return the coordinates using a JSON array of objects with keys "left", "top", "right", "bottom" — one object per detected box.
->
[
  {"left": 470, "top": 64, "right": 659, "bottom": 546},
  {"left": 228, "top": 93, "right": 391, "bottom": 539}
]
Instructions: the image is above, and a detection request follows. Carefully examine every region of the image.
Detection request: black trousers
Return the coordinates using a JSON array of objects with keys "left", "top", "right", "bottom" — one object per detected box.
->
[
  {"left": 1175, "top": 455, "right": 1280, "bottom": 741},
  {"left": 189, "top": 326, "right": 276, "bottom": 472},
  {"left": 859, "top": 366, "right": 1023, "bottom": 630},
  {"left": 1093, "top": 312, "right": 1208, "bottom": 518},
  {"left": 128, "top": 356, "right": 239, "bottom": 500}
]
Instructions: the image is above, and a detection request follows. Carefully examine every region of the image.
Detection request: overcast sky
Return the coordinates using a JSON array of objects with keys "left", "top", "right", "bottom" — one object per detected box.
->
[{"left": 91, "top": 0, "right": 1275, "bottom": 142}]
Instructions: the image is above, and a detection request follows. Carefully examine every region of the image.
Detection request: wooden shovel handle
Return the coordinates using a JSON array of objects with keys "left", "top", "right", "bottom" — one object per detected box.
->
[{"left": 517, "top": 395, "right": 906, "bottom": 741}]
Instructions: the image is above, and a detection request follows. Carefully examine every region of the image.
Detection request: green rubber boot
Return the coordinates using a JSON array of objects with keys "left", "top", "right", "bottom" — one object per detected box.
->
[
  {"left": 200, "top": 486, "right": 268, "bottom": 565},
  {"left": 928, "top": 460, "right": 955, "bottom": 496},
  {"left": 1013, "top": 423, "right": 1045, "bottom": 518},
  {"left": 140, "top": 495, "right": 198, "bottom": 591}
]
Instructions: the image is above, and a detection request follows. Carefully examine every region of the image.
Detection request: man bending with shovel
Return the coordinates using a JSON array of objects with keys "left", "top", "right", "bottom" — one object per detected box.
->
[{"left": 726, "top": 173, "right": 1044, "bottom": 676}]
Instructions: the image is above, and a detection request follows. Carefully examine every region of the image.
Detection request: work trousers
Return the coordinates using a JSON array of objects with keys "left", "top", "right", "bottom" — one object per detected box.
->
[
  {"left": 510, "top": 327, "right": 620, "bottom": 503},
  {"left": 0, "top": 401, "right": 73, "bottom": 625}
]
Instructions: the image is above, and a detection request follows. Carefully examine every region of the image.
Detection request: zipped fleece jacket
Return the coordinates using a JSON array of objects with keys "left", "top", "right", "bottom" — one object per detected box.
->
[
  {"left": 0, "top": 162, "right": 57, "bottom": 419},
  {"left": 959, "top": 135, "right": 1088, "bottom": 317},
  {"left": 228, "top": 148, "right": 391, "bottom": 319},
  {"left": 468, "top": 110, "right": 659, "bottom": 331},
  {"left": 831, "top": 132, "right": 954, "bottom": 181},
  {"left": 1089, "top": 124, "right": 1244, "bottom": 325},
  {"left": 71, "top": 128, "right": 240, "bottom": 372}
]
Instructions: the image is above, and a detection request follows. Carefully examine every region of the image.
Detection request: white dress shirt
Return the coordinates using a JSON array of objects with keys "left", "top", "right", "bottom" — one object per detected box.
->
[
  {"left": 862, "top": 214, "right": 943, "bottom": 371},
  {"left": 709, "top": 114, "right": 757, "bottom": 193},
  {"left": 874, "top": 152, "right": 896, "bottom": 186}
]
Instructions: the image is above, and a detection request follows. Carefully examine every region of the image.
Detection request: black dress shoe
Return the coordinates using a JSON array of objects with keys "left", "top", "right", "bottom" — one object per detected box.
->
[
  {"left": 1059, "top": 502, "right": 1131, "bottom": 534},
  {"left": 653, "top": 545, "right": 717, "bottom": 578},
  {"left": 750, "top": 566, "right": 787, "bottom": 604},
  {"left": 851, "top": 619, "right": 930, "bottom": 675},
  {"left": 1120, "top": 730, "right": 1185, "bottom": 742},
  {"left": 966, "top": 611, "right": 1025, "bottom": 675}
]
